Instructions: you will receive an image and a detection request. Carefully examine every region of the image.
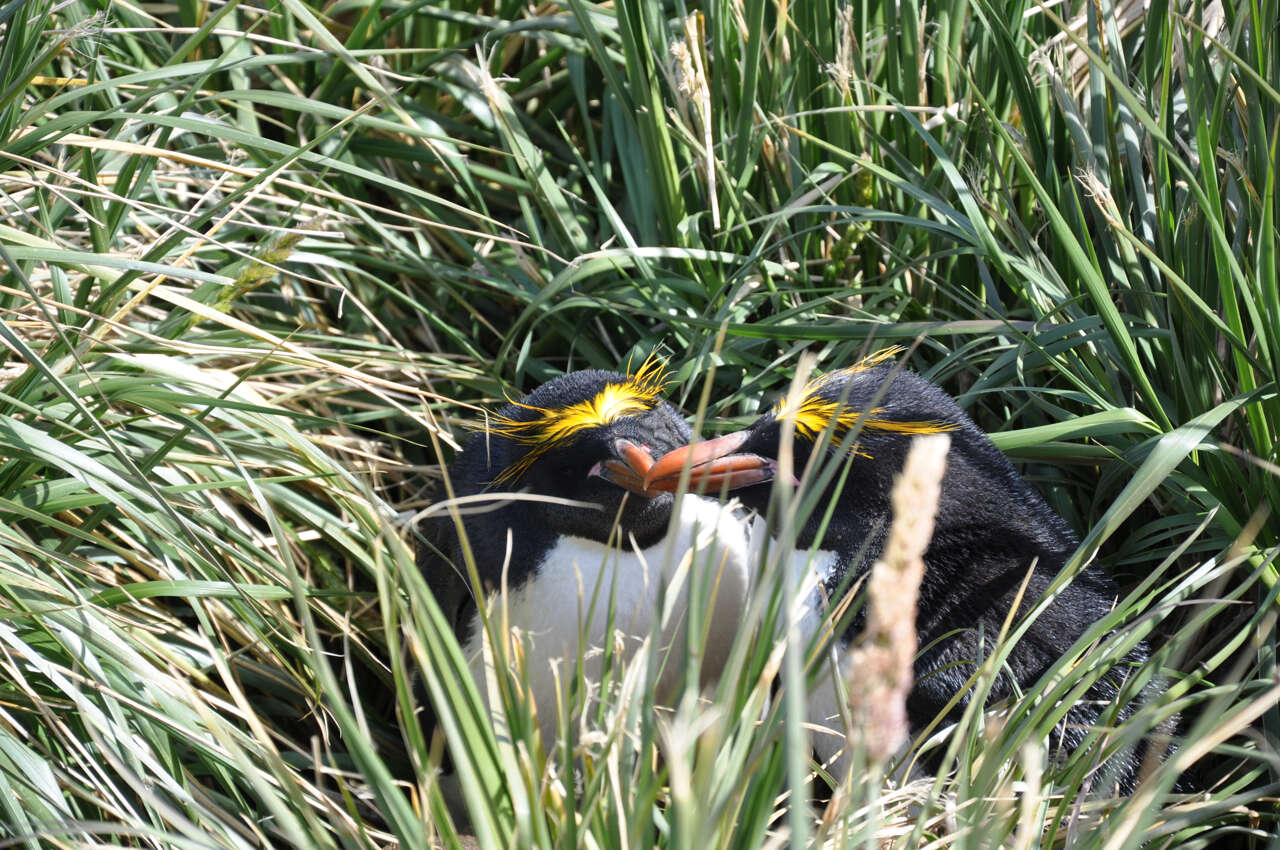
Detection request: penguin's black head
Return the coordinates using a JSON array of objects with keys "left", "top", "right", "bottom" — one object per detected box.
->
[
  {"left": 645, "top": 350, "right": 962, "bottom": 546},
  {"left": 459, "top": 365, "right": 691, "bottom": 548}
]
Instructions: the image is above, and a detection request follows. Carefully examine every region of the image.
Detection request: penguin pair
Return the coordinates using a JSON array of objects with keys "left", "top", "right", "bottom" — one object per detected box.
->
[{"left": 419, "top": 354, "right": 1152, "bottom": 791}]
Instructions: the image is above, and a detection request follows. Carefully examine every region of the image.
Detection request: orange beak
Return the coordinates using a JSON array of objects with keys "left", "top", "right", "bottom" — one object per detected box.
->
[
  {"left": 642, "top": 431, "right": 778, "bottom": 494},
  {"left": 590, "top": 438, "right": 661, "bottom": 497}
]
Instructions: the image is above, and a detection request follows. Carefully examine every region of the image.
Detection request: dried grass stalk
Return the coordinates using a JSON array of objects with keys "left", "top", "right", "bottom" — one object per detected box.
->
[{"left": 844, "top": 433, "right": 950, "bottom": 763}]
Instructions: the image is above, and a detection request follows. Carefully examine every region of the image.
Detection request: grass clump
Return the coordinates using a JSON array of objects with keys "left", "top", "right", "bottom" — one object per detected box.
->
[{"left": 0, "top": 0, "right": 1277, "bottom": 846}]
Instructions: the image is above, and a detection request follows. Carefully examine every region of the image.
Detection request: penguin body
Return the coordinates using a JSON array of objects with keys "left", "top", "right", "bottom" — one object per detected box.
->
[
  {"left": 420, "top": 368, "right": 754, "bottom": 746},
  {"left": 645, "top": 354, "right": 1153, "bottom": 790}
]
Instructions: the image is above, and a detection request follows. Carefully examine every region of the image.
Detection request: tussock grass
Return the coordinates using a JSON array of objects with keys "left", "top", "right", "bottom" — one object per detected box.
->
[{"left": 1, "top": 0, "right": 1277, "bottom": 846}]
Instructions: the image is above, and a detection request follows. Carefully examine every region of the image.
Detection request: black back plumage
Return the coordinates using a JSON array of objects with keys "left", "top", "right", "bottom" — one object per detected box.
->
[{"left": 728, "top": 362, "right": 1155, "bottom": 791}]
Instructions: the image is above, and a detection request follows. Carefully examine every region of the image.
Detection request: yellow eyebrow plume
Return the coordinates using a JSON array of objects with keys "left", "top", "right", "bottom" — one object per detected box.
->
[
  {"left": 774, "top": 348, "right": 957, "bottom": 446},
  {"left": 488, "top": 356, "right": 668, "bottom": 485}
]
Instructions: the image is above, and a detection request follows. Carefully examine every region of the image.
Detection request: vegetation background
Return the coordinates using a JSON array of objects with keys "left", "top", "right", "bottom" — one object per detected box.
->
[{"left": 0, "top": 0, "right": 1276, "bottom": 846}]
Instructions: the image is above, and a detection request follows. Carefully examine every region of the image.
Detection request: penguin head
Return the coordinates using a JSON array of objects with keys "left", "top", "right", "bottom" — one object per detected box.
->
[{"left": 460, "top": 365, "right": 692, "bottom": 548}]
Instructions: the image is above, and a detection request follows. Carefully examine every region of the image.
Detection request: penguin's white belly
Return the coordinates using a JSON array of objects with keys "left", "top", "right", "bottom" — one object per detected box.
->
[
  {"left": 777, "top": 547, "right": 852, "bottom": 773},
  {"left": 463, "top": 496, "right": 752, "bottom": 745}
]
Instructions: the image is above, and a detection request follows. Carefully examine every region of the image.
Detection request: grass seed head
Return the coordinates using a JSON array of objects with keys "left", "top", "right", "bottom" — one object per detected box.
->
[{"left": 845, "top": 433, "right": 949, "bottom": 763}]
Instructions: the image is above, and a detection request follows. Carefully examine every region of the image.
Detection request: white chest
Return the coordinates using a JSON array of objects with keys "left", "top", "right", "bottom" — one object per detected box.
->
[
  {"left": 462, "top": 495, "right": 753, "bottom": 744},
  {"left": 760, "top": 542, "right": 851, "bottom": 773}
]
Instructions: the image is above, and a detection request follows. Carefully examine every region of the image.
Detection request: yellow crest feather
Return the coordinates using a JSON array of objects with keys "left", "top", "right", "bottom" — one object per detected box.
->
[
  {"left": 488, "top": 356, "right": 668, "bottom": 485},
  {"left": 775, "top": 348, "right": 957, "bottom": 450}
]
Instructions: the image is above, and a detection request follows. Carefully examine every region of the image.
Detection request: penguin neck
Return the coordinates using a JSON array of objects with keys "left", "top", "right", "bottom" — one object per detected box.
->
[
  {"left": 792, "top": 495, "right": 889, "bottom": 571},
  {"left": 738, "top": 476, "right": 890, "bottom": 559}
]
